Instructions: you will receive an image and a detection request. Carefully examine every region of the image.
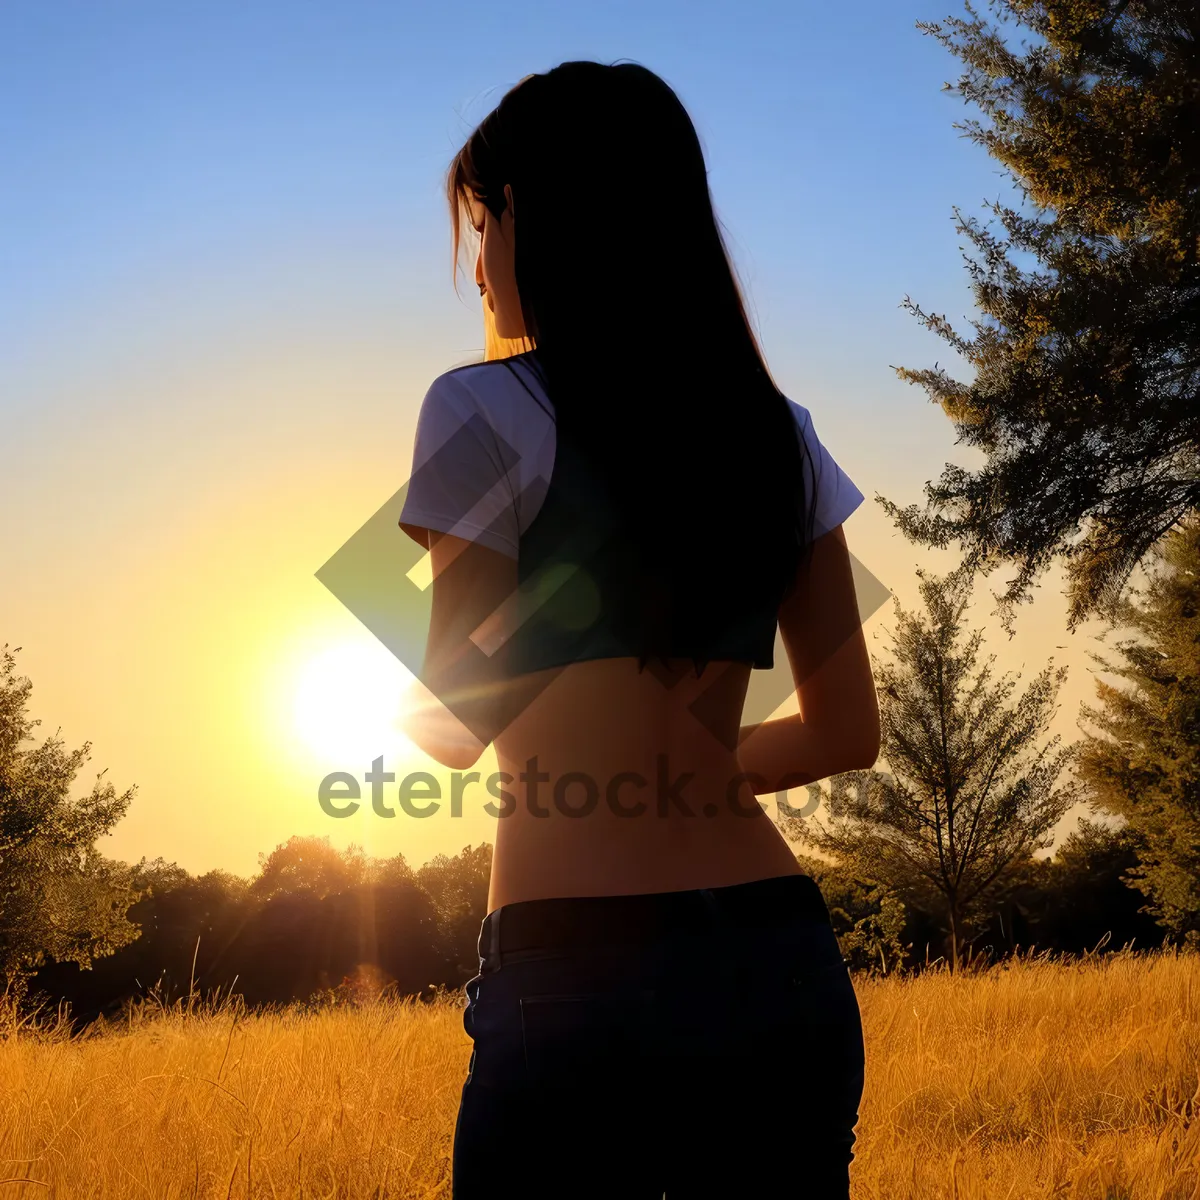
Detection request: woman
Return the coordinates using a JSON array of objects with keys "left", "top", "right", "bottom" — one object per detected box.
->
[{"left": 398, "top": 59, "right": 879, "bottom": 1200}]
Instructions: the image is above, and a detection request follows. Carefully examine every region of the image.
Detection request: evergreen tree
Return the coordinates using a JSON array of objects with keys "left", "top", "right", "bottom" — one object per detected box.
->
[
  {"left": 788, "top": 566, "right": 1080, "bottom": 971},
  {"left": 1076, "top": 515, "right": 1200, "bottom": 944},
  {"left": 887, "top": 0, "right": 1200, "bottom": 635}
]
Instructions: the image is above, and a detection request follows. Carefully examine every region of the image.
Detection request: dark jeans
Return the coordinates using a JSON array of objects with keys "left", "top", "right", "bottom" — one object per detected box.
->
[{"left": 451, "top": 873, "right": 865, "bottom": 1198}]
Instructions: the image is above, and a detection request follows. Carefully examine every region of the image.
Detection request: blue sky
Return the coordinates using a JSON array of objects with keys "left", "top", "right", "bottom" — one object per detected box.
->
[{"left": 3, "top": 0, "right": 1008, "bottom": 421}]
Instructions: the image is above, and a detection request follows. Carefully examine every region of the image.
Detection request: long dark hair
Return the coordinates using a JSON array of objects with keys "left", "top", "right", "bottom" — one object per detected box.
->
[{"left": 446, "top": 60, "right": 817, "bottom": 670}]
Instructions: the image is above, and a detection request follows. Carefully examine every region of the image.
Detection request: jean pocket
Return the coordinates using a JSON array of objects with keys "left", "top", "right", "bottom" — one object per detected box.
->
[{"left": 519, "top": 990, "right": 655, "bottom": 1087}]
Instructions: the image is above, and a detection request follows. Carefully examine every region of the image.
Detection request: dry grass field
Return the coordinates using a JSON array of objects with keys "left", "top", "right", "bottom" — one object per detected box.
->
[{"left": 1, "top": 946, "right": 1197, "bottom": 1199}]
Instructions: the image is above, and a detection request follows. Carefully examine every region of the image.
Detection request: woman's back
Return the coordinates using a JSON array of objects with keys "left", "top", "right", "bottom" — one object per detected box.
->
[
  {"left": 400, "top": 352, "right": 876, "bottom": 911},
  {"left": 484, "top": 654, "right": 794, "bottom": 911}
]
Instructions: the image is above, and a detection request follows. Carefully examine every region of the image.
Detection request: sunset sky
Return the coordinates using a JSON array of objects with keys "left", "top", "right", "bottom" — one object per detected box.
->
[{"left": 2, "top": 0, "right": 1112, "bottom": 880}]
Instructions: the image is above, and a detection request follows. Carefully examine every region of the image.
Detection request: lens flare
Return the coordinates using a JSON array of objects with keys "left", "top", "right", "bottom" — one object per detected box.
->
[{"left": 292, "top": 641, "right": 409, "bottom": 764}]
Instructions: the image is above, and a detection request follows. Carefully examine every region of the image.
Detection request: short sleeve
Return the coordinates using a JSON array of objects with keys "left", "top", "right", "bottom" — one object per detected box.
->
[
  {"left": 789, "top": 400, "right": 865, "bottom": 537},
  {"left": 398, "top": 373, "right": 522, "bottom": 557}
]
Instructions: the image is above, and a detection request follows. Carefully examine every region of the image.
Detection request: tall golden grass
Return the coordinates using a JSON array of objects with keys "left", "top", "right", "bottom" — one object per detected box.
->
[{"left": 1, "top": 946, "right": 1196, "bottom": 1198}]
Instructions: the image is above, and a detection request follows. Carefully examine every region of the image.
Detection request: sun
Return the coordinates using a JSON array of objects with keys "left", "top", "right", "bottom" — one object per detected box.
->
[{"left": 292, "top": 639, "right": 412, "bottom": 766}]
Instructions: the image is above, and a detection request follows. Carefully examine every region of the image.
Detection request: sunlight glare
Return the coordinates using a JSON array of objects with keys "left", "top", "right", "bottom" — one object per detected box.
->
[{"left": 292, "top": 641, "right": 411, "bottom": 765}]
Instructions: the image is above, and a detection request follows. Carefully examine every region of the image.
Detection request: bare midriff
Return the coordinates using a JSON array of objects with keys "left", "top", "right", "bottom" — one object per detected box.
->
[{"left": 486, "top": 654, "right": 805, "bottom": 913}]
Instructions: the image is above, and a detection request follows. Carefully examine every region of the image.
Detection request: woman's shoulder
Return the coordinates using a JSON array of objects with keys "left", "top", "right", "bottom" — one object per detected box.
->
[
  {"left": 422, "top": 353, "right": 553, "bottom": 424},
  {"left": 412, "top": 355, "right": 555, "bottom": 493}
]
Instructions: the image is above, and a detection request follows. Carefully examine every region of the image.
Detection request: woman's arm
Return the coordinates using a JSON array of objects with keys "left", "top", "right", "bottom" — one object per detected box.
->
[
  {"left": 399, "top": 529, "right": 520, "bottom": 770},
  {"left": 736, "top": 523, "right": 880, "bottom": 794}
]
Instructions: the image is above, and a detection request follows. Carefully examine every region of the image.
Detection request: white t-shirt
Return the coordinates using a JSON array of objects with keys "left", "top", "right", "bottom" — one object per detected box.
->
[{"left": 399, "top": 354, "right": 865, "bottom": 557}]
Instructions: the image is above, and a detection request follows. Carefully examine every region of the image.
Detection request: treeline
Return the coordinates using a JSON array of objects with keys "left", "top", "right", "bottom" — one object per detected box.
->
[
  {"left": 24, "top": 838, "right": 492, "bottom": 1029},
  {"left": 799, "top": 820, "right": 1168, "bottom": 975},
  {"left": 19, "top": 816, "right": 1170, "bottom": 1032}
]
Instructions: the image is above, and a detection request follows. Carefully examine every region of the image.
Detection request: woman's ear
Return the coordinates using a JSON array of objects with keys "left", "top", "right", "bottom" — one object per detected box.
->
[{"left": 504, "top": 183, "right": 515, "bottom": 220}]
